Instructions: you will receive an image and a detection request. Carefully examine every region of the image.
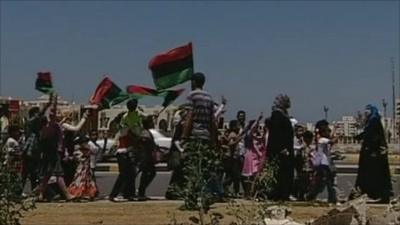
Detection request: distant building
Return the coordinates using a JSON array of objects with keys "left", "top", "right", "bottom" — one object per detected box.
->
[
  {"left": 333, "top": 116, "right": 358, "bottom": 144},
  {"left": 305, "top": 122, "right": 315, "bottom": 132},
  {"left": 23, "top": 95, "right": 69, "bottom": 107},
  {"left": 23, "top": 95, "right": 82, "bottom": 122},
  {"left": 335, "top": 116, "right": 358, "bottom": 137},
  {"left": 382, "top": 116, "right": 395, "bottom": 143},
  {"left": 332, "top": 111, "right": 396, "bottom": 144}
]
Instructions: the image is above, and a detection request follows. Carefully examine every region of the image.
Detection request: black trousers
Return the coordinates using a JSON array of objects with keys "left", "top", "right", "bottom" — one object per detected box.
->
[
  {"left": 138, "top": 156, "right": 156, "bottom": 197},
  {"left": 62, "top": 160, "right": 77, "bottom": 187},
  {"left": 223, "top": 156, "right": 242, "bottom": 195},
  {"left": 166, "top": 161, "right": 185, "bottom": 199},
  {"left": 110, "top": 153, "right": 136, "bottom": 199},
  {"left": 292, "top": 154, "right": 306, "bottom": 200},
  {"left": 21, "top": 156, "right": 40, "bottom": 191},
  {"left": 270, "top": 155, "right": 294, "bottom": 201},
  {"left": 307, "top": 165, "right": 337, "bottom": 203}
]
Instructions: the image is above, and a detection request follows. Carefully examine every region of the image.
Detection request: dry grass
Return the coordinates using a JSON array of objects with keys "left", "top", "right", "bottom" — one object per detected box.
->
[{"left": 21, "top": 200, "right": 387, "bottom": 225}]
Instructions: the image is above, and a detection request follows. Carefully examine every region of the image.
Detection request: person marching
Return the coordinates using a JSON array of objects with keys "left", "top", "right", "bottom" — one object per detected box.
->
[
  {"left": 21, "top": 95, "right": 52, "bottom": 193},
  {"left": 350, "top": 104, "right": 393, "bottom": 203},
  {"left": 109, "top": 112, "right": 136, "bottom": 202},
  {"left": 37, "top": 95, "right": 74, "bottom": 202},
  {"left": 241, "top": 114, "right": 265, "bottom": 199},
  {"left": 121, "top": 99, "right": 143, "bottom": 199},
  {"left": 181, "top": 72, "right": 218, "bottom": 210},
  {"left": 3, "top": 125, "right": 24, "bottom": 194},
  {"left": 306, "top": 120, "right": 338, "bottom": 204},
  {"left": 165, "top": 108, "right": 188, "bottom": 200},
  {"left": 266, "top": 94, "right": 294, "bottom": 201},
  {"left": 292, "top": 124, "right": 306, "bottom": 200},
  {"left": 88, "top": 129, "right": 102, "bottom": 183},
  {"left": 59, "top": 110, "right": 89, "bottom": 187},
  {"left": 68, "top": 135, "right": 98, "bottom": 200},
  {"left": 136, "top": 116, "right": 157, "bottom": 201},
  {"left": 221, "top": 120, "right": 242, "bottom": 198},
  {"left": 301, "top": 130, "right": 315, "bottom": 201}
]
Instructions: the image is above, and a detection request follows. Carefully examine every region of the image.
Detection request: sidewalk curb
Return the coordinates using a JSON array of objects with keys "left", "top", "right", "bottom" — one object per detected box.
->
[
  {"left": 335, "top": 165, "right": 400, "bottom": 175},
  {"left": 96, "top": 163, "right": 400, "bottom": 175},
  {"left": 96, "top": 163, "right": 169, "bottom": 173}
]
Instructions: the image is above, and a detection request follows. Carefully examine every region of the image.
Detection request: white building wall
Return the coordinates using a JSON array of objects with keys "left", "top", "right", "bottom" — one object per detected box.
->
[{"left": 97, "top": 105, "right": 178, "bottom": 131}]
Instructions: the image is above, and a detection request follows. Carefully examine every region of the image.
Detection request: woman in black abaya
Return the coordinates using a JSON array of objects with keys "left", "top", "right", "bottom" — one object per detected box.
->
[{"left": 351, "top": 104, "right": 393, "bottom": 203}]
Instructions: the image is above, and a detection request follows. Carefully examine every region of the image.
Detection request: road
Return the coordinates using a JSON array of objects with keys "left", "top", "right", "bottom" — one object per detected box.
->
[{"left": 95, "top": 171, "right": 400, "bottom": 200}]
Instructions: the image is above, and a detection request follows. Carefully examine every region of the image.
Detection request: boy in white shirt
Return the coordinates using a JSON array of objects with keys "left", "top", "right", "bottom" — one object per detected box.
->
[
  {"left": 307, "top": 120, "right": 338, "bottom": 204},
  {"left": 88, "top": 129, "right": 102, "bottom": 181},
  {"left": 4, "top": 125, "right": 23, "bottom": 175}
]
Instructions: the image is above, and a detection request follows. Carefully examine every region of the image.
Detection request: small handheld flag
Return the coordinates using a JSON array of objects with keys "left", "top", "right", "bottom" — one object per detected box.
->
[
  {"left": 35, "top": 72, "right": 54, "bottom": 94},
  {"left": 90, "top": 77, "right": 130, "bottom": 109},
  {"left": 126, "top": 85, "right": 184, "bottom": 108}
]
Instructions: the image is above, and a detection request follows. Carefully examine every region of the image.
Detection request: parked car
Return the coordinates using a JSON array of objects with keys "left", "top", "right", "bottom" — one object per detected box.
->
[
  {"left": 95, "top": 138, "right": 116, "bottom": 162},
  {"left": 96, "top": 129, "right": 172, "bottom": 162},
  {"left": 150, "top": 129, "right": 172, "bottom": 163}
]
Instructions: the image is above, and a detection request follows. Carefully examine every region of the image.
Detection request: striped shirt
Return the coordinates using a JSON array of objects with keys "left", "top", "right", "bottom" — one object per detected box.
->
[{"left": 187, "top": 89, "right": 214, "bottom": 140}]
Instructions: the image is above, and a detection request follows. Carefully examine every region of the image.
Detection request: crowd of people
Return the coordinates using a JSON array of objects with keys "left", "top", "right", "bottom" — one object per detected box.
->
[{"left": 0, "top": 72, "right": 394, "bottom": 205}]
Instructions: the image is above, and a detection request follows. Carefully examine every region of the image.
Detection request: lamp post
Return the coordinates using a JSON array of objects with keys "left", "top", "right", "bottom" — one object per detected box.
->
[
  {"left": 382, "top": 99, "right": 389, "bottom": 142},
  {"left": 391, "top": 57, "right": 397, "bottom": 143},
  {"left": 323, "top": 106, "right": 329, "bottom": 120}
]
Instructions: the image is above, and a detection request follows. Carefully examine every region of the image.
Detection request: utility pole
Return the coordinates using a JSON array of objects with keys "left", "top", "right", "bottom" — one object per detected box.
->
[
  {"left": 323, "top": 106, "right": 329, "bottom": 121},
  {"left": 383, "top": 98, "right": 387, "bottom": 122},
  {"left": 382, "top": 98, "right": 388, "bottom": 142},
  {"left": 391, "top": 57, "right": 397, "bottom": 143},
  {"left": 398, "top": 55, "right": 400, "bottom": 144},
  {"left": 0, "top": 67, "right": 2, "bottom": 96}
]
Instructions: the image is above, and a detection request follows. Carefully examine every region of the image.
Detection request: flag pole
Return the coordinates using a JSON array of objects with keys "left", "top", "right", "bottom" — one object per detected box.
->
[
  {"left": 51, "top": 92, "right": 58, "bottom": 123},
  {"left": 156, "top": 106, "right": 167, "bottom": 118}
]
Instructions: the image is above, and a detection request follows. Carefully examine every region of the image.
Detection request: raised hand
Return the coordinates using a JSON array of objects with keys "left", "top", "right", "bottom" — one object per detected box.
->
[{"left": 221, "top": 95, "right": 227, "bottom": 105}]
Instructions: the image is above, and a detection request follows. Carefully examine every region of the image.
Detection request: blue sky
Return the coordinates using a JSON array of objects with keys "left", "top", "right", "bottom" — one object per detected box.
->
[{"left": 1, "top": 1, "right": 399, "bottom": 122}]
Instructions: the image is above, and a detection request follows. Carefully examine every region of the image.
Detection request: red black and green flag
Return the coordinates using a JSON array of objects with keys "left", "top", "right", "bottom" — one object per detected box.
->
[
  {"left": 126, "top": 85, "right": 159, "bottom": 97},
  {"left": 162, "top": 88, "right": 185, "bottom": 107},
  {"left": 148, "top": 43, "right": 193, "bottom": 90},
  {"left": 90, "top": 77, "right": 130, "bottom": 109},
  {"left": 36, "top": 72, "right": 55, "bottom": 94},
  {"left": 126, "top": 85, "right": 184, "bottom": 108}
]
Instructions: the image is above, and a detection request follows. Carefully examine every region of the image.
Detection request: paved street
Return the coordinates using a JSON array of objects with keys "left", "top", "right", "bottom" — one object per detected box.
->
[
  {"left": 95, "top": 171, "right": 400, "bottom": 200},
  {"left": 23, "top": 163, "right": 400, "bottom": 201}
]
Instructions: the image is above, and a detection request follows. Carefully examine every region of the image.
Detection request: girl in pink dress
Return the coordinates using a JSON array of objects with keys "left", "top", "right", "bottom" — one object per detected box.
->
[{"left": 241, "top": 114, "right": 265, "bottom": 199}]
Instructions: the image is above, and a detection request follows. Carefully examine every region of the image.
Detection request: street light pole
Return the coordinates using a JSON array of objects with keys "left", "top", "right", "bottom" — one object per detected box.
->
[
  {"left": 391, "top": 57, "right": 396, "bottom": 142},
  {"left": 323, "top": 106, "right": 329, "bottom": 121},
  {"left": 382, "top": 98, "right": 388, "bottom": 142},
  {"left": 0, "top": 77, "right": 1, "bottom": 96}
]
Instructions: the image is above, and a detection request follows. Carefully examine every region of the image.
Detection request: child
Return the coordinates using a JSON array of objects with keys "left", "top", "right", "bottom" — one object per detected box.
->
[
  {"left": 68, "top": 135, "right": 98, "bottom": 200},
  {"left": 3, "top": 125, "right": 24, "bottom": 195},
  {"left": 307, "top": 120, "right": 337, "bottom": 204},
  {"left": 4, "top": 125, "right": 23, "bottom": 175},
  {"left": 241, "top": 113, "right": 264, "bottom": 199},
  {"left": 221, "top": 120, "right": 242, "bottom": 198},
  {"left": 292, "top": 124, "right": 305, "bottom": 200},
  {"left": 300, "top": 130, "right": 314, "bottom": 200}
]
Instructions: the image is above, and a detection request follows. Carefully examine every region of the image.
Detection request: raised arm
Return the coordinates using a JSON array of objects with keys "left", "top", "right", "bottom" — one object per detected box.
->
[
  {"left": 40, "top": 93, "right": 54, "bottom": 116},
  {"left": 61, "top": 111, "right": 89, "bottom": 132},
  {"left": 214, "top": 96, "right": 227, "bottom": 118}
]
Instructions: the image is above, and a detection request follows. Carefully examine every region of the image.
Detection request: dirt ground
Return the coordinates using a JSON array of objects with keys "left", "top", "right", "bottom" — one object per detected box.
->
[{"left": 21, "top": 200, "right": 387, "bottom": 225}]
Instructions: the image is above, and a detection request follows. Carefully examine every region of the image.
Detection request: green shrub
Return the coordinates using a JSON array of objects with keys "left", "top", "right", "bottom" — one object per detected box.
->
[{"left": 0, "top": 148, "right": 35, "bottom": 225}]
